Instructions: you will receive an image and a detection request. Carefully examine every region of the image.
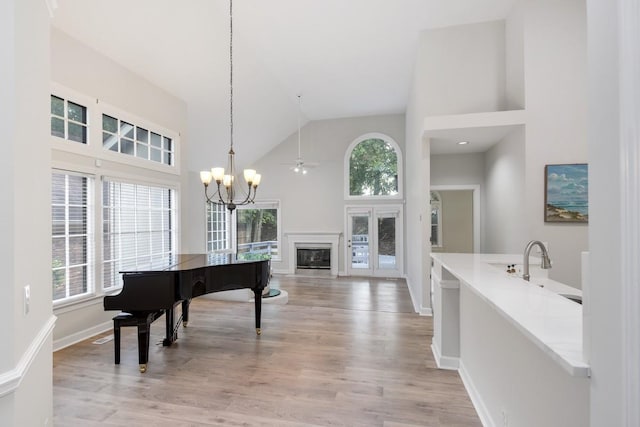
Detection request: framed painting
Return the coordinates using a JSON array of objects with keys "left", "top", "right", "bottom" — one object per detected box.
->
[{"left": 544, "top": 163, "right": 588, "bottom": 223}]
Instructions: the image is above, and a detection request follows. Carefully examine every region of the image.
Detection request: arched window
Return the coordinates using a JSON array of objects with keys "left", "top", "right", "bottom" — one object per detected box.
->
[{"left": 345, "top": 133, "right": 403, "bottom": 199}]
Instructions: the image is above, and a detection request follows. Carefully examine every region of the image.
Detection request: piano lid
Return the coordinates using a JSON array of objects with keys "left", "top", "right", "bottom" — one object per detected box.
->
[{"left": 119, "top": 253, "right": 264, "bottom": 274}]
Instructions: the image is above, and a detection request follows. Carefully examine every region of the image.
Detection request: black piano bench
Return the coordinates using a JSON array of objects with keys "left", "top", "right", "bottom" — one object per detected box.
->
[{"left": 112, "top": 311, "right": 162, "bottom": 373}]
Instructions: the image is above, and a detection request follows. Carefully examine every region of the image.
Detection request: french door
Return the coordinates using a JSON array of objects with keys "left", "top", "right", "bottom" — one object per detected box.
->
[{"left": 346, "top": 205, "right": 403, "bottom": 277}]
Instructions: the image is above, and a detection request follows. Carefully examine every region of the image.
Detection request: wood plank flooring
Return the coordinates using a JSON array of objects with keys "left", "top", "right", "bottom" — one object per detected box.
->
[{"left": 53, "top": 275, "right": 481, "bottom": 426}]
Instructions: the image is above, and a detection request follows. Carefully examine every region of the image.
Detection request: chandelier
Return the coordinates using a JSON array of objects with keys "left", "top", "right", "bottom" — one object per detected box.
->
[{"left": 200, "top": 0, "right": 260, "bottom": 212}]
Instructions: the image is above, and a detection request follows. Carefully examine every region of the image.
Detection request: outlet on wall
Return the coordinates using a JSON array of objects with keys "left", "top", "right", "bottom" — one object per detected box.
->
[{"left": 24, "top": 285, "right": 30, "bottom": 315}]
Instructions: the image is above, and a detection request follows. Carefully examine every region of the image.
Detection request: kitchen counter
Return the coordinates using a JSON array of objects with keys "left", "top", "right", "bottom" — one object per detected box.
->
[{"left": 431, "top": 252, "right": 588, "bottom": 377}]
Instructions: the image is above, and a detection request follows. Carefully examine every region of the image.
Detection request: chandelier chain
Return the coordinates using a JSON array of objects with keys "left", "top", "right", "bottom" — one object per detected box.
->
[{"left": 229, "top": 0, "right": 234, "bottom": 150}]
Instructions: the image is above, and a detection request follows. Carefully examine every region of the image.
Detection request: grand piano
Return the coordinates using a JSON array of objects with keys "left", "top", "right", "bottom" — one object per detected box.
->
[{"left": 104, "top": 253, "right": 270, "bottom": 372}]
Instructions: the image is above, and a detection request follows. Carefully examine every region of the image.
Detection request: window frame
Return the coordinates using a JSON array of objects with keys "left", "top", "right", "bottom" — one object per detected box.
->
[
  {"left": 206, "top": 202, "right": 233, "bottom": 254},
  {"left": 235, "top": 200, "right": 282, "bottom": 262},
  {"left": 343, "top": 132, "right": 404, "bottom": 201},
  {"left": 50, "top": 83, "right": 181, "bottom": 177},
  {"left": 51, "top": 83, "right": 181, "bottom": 308},
  {"left": 430, "top": 191, "right": 443, "bottom": 248},
  {"left": 101, "top": 177, "right": 178, "bottom": 291},
  {"left": 51, "top": 170, "right": 95, "bottom": 305}
]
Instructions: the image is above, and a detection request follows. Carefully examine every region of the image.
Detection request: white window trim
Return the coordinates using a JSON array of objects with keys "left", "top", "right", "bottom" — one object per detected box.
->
[
  {"left": 51, "top": 83, "right": 180, "bottom": 176},
  {"left": 100, "top": 177, "right": 178, "bottom": 290},
  {"left": 235, "top": 200, "right": 282, "bottom": 262},
  {"left": 51, "top": 83, "right": 182, "bottom": 311},
  {"left": 205, "top": 202, "right": 233, "bottom": 254},
  {"left": 344, "top": 132, "right": 404, "bottom": 201},
  {"left": 51, "top": 169, "right": 96, "bottom": 306}
]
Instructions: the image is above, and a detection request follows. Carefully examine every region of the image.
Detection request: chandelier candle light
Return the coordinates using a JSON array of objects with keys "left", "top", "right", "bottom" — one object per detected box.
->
[{"left": 200, "top": 0, "right": 261, "bottom": 212}]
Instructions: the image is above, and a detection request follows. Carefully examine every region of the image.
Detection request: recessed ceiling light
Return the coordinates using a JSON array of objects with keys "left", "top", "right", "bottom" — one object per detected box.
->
[{"left": 458, "top": 141, "right": 469, "bottom": 145}]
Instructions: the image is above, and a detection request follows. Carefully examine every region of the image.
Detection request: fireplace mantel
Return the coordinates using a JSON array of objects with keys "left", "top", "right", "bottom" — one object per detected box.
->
[{"left": 285, "top": 232, "right": 341, "bottom": 277}]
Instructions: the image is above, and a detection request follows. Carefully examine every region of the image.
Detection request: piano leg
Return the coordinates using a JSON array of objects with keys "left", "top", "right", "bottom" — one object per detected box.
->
[
  {"left": 136, "top": 312, "right": 159, "bottom": 373},
  {"left": 163, "top": 302, "right": 183, "bottom": 346},
  {"left": 163, "top": 307, "right": 175, "bottom": 346},
  {"left": 253, "top": 288, "right": 262, "bottom": 335},
  {"left": 182, "top": 299, "right": 191, "bottom": 327}
]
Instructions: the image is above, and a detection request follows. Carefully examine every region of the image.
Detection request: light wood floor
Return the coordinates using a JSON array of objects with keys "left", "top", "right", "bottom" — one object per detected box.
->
[{"left": 53, "top": 275, "right": 481, "bottom": 426}]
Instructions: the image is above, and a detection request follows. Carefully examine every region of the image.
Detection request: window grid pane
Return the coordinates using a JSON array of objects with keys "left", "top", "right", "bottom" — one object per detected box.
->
[
  {"left": 206, "top": 203, "right": 229, "bottom": 252},
  {"left": 102, "top": 180, "right": 175, "bottom": 289},
  {"left": 102, "top": 114, "right": 175, "bottom": 166},
  {"left": 51, "top": 95, "right": 88, "bottom": 144},
  {"left": 51, "top": 172, "right": 93, "bottom": 302}
]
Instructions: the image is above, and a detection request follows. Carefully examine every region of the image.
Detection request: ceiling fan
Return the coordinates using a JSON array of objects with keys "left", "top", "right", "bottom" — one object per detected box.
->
[{"left": 286, "top": 94, "right": 318, "bottom": 175}]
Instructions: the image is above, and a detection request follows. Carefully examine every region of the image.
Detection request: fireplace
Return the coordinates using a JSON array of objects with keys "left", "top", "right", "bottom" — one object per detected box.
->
[
  {"left": 297, "top": 247, "right": 331, "bottom": 270},
  {"left": 286, "top": 232, "right": 341, "bottom": 277}
]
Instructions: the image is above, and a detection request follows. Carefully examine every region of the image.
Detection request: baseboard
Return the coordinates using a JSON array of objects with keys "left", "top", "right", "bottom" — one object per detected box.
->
[
  {"left": 0, "top": 315, "right": 56, "bottom": 398},
  {"left": 430, "top": 342, "right": 459, "bottom": 370},
  {"left": 420, "top": 307, "right": 433, "bottom": 316},
  {"left": 458, "top": 359, "right": 494, "bottom": 427},
  {"left": 53, "top": 320, "right": 112, "bottom": 352}
]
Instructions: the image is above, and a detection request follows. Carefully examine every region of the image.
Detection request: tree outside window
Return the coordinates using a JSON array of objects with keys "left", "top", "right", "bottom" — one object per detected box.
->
[
  {"left": 349, "top": 138, "right": 398, "bottom": 196},
  {"left": 237, "top": 207, "right": 278, "bottom": 260}
]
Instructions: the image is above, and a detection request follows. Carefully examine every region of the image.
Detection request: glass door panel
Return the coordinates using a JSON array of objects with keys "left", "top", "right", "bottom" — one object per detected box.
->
[
  {"left": 350, "top": 215, "right": 370, "bottom": 270},
  {"left": 377, "top": 216, "right": 396, "bottom": 270}
]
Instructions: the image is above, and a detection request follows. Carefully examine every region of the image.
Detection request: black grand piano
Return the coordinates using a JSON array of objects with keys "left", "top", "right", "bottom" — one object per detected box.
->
[{"left": 104, "top": 253, "right": 270, "bottom": 372}]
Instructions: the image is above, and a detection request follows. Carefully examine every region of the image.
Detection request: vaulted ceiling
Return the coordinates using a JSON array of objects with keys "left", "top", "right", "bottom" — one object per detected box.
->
[{"left": 51, "top": 0, "right": 515, "bottom": 168}]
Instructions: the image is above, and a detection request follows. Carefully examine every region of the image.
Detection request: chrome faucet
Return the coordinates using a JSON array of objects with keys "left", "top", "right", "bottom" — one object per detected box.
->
[{"left": 523, "top": 240, "right": 552, "bottom": 281}]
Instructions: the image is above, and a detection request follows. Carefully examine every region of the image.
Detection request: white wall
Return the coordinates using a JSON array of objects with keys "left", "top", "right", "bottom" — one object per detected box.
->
[
  {"left": 251, "top": 114, "right": 405, "bottom": 274},
  {"left": 505, "top": 2, "right": 525, "bottom": 109},
  {"left": 50, "top": 29, "right": 189, "bottom": 344},
  {"left": 483, "top": 127, "right": 526, "bottom": 254},
  {"left": 430, "top": 153, "right": 484, "bottom": 187},
  {"left": 521, "top": 0, "right": 588, "bottom": 288},
  {"left": 406, "top": 20, "right": 509, "bottom": 313},
  {"left": 586, "top": 0, "right": 625, "bottom": 424},
  {"left": 0, "top": 0, "right": 54, "bottom": 425},
  {"left": 420, "top": 20, "right": 507, "bottom": 115}
]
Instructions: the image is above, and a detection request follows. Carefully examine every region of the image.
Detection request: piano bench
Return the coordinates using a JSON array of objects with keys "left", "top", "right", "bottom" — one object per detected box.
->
[{"left": 112, "top": 311, "right": 162, "bottom": 369}]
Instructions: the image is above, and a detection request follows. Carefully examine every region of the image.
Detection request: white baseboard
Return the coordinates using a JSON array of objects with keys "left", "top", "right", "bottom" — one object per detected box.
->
[
  {"left": 420, "top": 307, "right": 433, "bottom": 316},
  {"left": 53, "top": 320, "right": 112, "bottom": 352},
  {"left": 0, "top": 315, "right": 56, "bottom": 398},
  {"left": 458, "top": 359, "right": 494, "bottom": 427},
  {"left": 431, "top": 342, "right": 459, "bottom": 370}
]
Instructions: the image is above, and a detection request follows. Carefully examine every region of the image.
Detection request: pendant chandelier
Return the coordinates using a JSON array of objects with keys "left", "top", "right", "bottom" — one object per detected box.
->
[{"left": 200, "top": 0, "right": 260, "bottom": 212}]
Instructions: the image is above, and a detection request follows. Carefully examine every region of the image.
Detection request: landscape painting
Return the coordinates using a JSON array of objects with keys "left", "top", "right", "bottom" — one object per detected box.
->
[{"left": 545, "top": 163, "right": 588, "bottom": 223}]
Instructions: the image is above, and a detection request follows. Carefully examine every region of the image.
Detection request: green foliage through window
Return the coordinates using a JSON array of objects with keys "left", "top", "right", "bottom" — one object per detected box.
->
[
  {"left": 349, "top": 138, "right": 398, "bottom": 196},
  {"left": 237, "top": 207, "right": 278, "bottom": 260}
]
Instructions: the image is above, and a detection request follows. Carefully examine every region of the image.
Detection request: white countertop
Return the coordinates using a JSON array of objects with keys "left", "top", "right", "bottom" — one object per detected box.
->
[{"left": 431, "top": 253, "right": 589, "bottom": 377}]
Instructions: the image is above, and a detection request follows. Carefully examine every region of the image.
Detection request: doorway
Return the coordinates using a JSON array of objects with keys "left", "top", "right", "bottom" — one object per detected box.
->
[
  {"left": 430, "top": 185, "right": 480, "bottom": 253},
  {"left": 345, "top": 205, "right": 403, "bottom": 277}
]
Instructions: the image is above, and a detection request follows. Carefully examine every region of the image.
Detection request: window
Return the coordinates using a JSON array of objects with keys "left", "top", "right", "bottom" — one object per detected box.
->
[
  {"left": 102, "top": 179, "right": 176, "bottom": 289},
  {"left": 206, "top": 202, "right": 231, "bottom": 252},
  {"left": 430, "top": 191, "right": 442, "bottom": 247},
  {"left": 345, "top": 133, "right": 402, "bottom": 198},
  {"left": 52, "top": 172, "right": 93, "bottom": 302},
  {"left": 102, "top": 114, "right": 174, "bottom": 166},
  {"left": 236, "top": 202, "right": 280, "bottom": 261},
  {"left": 50, "top": 95, "right": 88, "bottom": 144}
]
